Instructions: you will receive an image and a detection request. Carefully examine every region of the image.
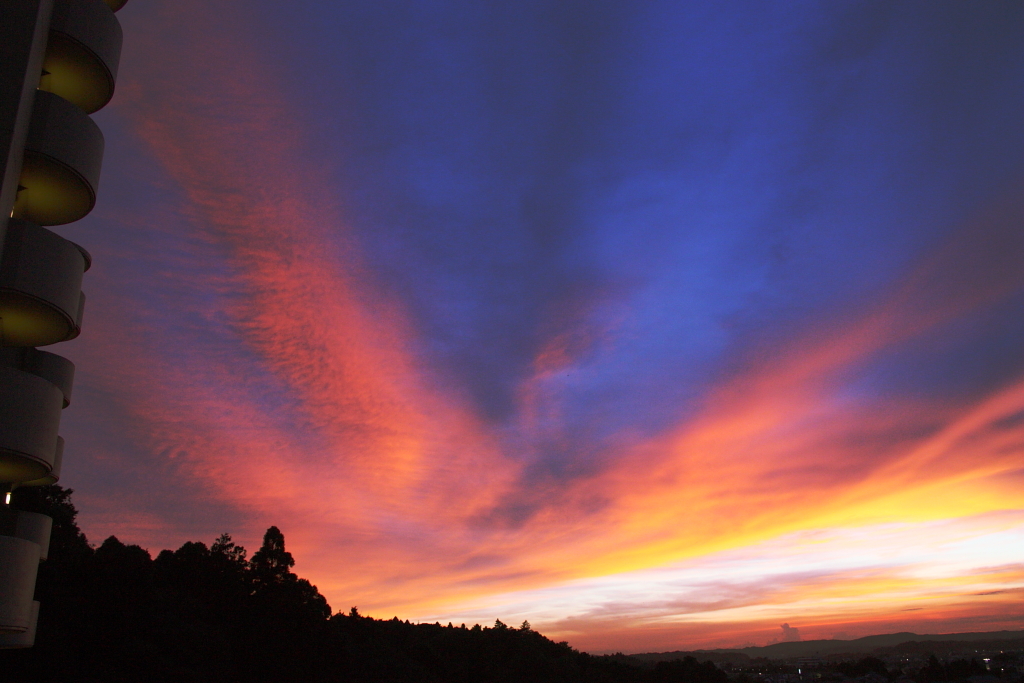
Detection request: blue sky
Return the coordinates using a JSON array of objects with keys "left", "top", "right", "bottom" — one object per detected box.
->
[{"left": 52, "top": 0, "right": 1024, "bottom": 651}]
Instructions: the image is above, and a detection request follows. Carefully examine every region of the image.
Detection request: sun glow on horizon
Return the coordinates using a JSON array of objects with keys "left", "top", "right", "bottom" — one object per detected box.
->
[
  {"left": 59, "top": 0, "right": 1024, "bottom": 654},
  {"left": 412, "top": 512, "right": 1024, "bottom": 647}
]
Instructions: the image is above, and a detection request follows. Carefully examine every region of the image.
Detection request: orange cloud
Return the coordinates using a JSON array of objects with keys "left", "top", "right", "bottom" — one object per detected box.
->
[
  {"left": 533, "top": 201, "right": 1024, "bottom": 577},
  {"left": 77, "top": 0, "right": 525, "bottom": 607},
  {"left": 65, "top": 0, "right": 1024, "bottom": 646}
]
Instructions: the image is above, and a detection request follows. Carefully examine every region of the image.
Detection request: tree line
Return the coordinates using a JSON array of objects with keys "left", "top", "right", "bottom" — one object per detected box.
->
[{"left": 0, "top": 485, "right": 730, "bottom": 683}]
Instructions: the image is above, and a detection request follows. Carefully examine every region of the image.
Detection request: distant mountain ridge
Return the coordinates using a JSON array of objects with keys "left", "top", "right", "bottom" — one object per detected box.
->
[{"left": 634, "top": 630, "right": 1024, "bottom": 662}]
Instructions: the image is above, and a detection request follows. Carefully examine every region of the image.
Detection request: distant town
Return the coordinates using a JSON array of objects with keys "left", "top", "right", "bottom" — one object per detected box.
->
[
  {"left": 2, "top": 484, "right": 1021, "bottom": 682},
  {"left": 631, "top": 632, "right": 1024, "bottom": 683}
]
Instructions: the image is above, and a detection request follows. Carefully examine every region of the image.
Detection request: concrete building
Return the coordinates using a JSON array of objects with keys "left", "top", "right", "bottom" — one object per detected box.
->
[{"left": 0, "top": 0, "right": 128, "bottom": 649}]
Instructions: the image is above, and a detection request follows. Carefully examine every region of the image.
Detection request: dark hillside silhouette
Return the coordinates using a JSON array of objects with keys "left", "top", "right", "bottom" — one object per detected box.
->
[{"left": 0, "top": 485, "right": 727, "bottom": 683}]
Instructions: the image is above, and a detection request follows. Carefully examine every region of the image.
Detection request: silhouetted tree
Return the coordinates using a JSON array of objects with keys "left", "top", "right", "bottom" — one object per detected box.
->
[
  {"left": 9, "top": 484, "right": 90, "bottom": 559},
  {"left": 250, "top": 525, "right": 294, "bottom": 585},
  {"left": 0, "top": 486, "right": 747, "bottom": 683},
  {"left": 211, "top": 532, "right": 247, "bottom": 566}
]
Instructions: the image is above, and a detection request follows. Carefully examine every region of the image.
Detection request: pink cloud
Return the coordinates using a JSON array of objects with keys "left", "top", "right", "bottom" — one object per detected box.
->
[{"left": 62, "top": 0, "right": 1024, "bottom": 645}]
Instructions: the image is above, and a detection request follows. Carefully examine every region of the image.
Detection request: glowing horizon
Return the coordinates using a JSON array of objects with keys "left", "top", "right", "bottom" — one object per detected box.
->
[{"left": 52, "top": 0, "right": 1024, "bottom": 653}]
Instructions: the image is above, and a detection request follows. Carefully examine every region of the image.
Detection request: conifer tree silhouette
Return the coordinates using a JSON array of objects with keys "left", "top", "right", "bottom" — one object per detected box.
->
[{"left": 250, "top": 526, "right": 295, "bottom": 587}]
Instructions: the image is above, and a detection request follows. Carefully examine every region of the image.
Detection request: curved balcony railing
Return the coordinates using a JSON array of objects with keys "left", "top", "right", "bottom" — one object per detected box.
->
[
  {"left": 40, "top": 0, "right": 123, "bottom": 115},
  {"left": 0, "top": 348, "right": 75, "bottom": 408},
  {"left": 0, "top": 601, "right": 39, "bottom": 649},
  {"left": 19, "top": 436, "right": 64, "bottom": 488},
  {"left": 12, "top": 90, "right": 105, "bottom": 226},
  {"left": 0, "top": 366, "right": 64, "bottom": 484},
  {"left": 1, "top": 0, "right": 129, "bottom": 652},
  {"left": 0, "top": 536, "right": 41, "bottom": 634},
  {"left": 0, "top": 220, "right": 90, "bottom": 347},
  {"left": 0, "top": 507, "right": 52, "bottom": 561}
]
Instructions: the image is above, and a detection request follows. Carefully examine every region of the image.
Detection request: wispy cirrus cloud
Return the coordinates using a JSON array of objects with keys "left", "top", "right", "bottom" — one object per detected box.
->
[
  {"left": 60, "top": 0, "right": 1024, "bottom": 649},
  {"left": 422, "top": 512, "right": 1024, "bottom": 652}
]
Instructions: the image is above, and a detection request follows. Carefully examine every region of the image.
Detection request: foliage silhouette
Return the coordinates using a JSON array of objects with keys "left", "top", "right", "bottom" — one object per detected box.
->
[{"left": 0, "top": 485, "right": 732, "bottom": 683}]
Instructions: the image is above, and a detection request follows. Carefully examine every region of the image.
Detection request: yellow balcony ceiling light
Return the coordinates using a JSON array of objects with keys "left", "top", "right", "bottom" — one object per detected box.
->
[
  {"left": 0, "top": 366, "right": 64, "bottom": 484},
  {"left": 41, "top": 0, "right": 123, "bottom": 114},
  {"left": 12, "top": 90, "right": 104, "bottom": 226},
  {"left": 0, "top": 220, "right": 90, "bottom": 347},
  {"left": 17, "top": 437, "right": 63, "bottom": 488}
]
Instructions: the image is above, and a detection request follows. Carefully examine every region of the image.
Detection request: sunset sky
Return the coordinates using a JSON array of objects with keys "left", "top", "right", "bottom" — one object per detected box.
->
[{"left": 50, "top": 0, "right": 1024, "bottom": 653}]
